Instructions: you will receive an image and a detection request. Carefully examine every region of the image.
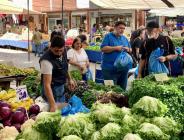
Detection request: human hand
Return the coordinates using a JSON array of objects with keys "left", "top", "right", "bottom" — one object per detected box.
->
[
  {"left": 50, "top": 104, "right": 57, "bottom": 112},
  {"left": 137, "top": 74, "right": 142, "bottom": 79},
  {"left": 116, "top": 46, "right": 123, "bottom": 51},
  {"left": 158, "top": 56, "right": 167, "bottom": 62},
  {"left": 122, "top": 47, "right": 130, "bottom": 52}
]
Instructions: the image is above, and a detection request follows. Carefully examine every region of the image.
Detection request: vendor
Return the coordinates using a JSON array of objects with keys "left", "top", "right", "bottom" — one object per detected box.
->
[
  {"left": 67, "top": 37, "right": 90, "bottom": 81},
  {"left": 39, "top": 36, "right": 76, "bottom": 112}
]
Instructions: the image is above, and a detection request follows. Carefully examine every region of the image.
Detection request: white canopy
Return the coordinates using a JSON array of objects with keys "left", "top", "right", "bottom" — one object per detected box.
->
[
  {"left": 90, "top": 0, "right": 184, "bottom": 9},
  {"left": 0, "top": 0, "right": 23, "bottom": 14},
  {"left": 149, "top": 8, "right": 184, "bottom": 17},
  {"left": 0, "top": 0, "right": 42, "bottom": 15}
]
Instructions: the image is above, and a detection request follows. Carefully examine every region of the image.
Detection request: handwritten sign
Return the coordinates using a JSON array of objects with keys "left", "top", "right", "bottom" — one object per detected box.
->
[
  {"left": 104, "top": 80, "right": 114, "bottom": 86},
  {"left": 154, "top": 73, "right": 169, "bottom": 82},
  {"left": 16, "top": 85, "right": 29, "bottom": 101}
]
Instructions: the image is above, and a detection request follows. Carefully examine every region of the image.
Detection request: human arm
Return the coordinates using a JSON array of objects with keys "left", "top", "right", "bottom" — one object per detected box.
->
[
  {"left": 159, "top": 36, "right": 177, "bottom": 62},
  {"left": 43, "top": 74, "right": 56, "bottom": 112},
  {"left": 66, "top": 72, "right": 76, "bottom": 91},
  {"left": 137, "top": 59, "right": 146, "bottom": 79}
]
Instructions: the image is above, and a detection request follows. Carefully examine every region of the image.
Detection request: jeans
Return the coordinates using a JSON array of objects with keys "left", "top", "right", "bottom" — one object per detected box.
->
[
  {"left": 42, "top": 84, "right": 65, "bottom": 103},
  {"left": 102, "top": 68, "right": 129, "bottom": 90},
  {"left": 35, "top": 44, "right": 41, "bottom": 56}
]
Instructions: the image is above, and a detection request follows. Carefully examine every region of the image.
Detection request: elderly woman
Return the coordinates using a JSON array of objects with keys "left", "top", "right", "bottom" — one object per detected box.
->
[{"left": 67, "top": 37, "right": 90, "bottom": 81}]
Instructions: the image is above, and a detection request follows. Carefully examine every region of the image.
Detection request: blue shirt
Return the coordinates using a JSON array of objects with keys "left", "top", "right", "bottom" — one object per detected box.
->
[{"left": 100, "top": 32, "right": 131, "bottom": 70}]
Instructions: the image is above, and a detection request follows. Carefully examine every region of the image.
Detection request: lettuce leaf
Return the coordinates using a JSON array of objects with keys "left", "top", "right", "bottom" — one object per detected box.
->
[
  {"left": 137, "top": 123, "right": 170, "bottom": 140},
  {"left": 152, "top": 117, "right": 182, "bottom": 136},
  {"left": 57, "top": 113, "right": 95, "bottom": 140},
  {"left": 132, "top": 96, "right": 168, "bottom": 117}
]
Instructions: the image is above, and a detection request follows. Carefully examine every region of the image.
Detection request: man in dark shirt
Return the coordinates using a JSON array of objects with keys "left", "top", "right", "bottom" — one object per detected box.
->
[{"left": 137, "top": 21, "right": 176, "bottom": 78}]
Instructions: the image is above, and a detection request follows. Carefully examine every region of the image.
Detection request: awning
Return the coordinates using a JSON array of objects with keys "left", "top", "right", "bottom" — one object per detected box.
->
[
  {"left": 90, "top": 0, "right": 184, "bottom": 9},
  {"left": 23, "top": 9, "right": 44, "bottom": 15},
  {"left": 149, "top": 8, "right": 184, "bottom": 17},
  {"left": 0, "top": 0, "right": 23, "bottom": 14}
]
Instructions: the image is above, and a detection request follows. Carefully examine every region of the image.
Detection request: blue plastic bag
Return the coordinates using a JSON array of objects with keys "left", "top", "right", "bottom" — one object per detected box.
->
[
  {"left": 61, "top": 95, "right": 90, "bottom": 116},
  {"left": 148, "top": 48, "right": 169, "bottom": 74},
  {"left": 114, "top": 51, "right": 133, "bottom": 70},
  {"left": 86, "top": 68, "right": 93, "bottom": 81}
]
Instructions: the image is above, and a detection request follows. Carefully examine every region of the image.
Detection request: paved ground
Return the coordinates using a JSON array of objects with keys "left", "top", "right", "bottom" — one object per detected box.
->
[{"left": 0, "top": 48, "right": 40, "bottom": 70}]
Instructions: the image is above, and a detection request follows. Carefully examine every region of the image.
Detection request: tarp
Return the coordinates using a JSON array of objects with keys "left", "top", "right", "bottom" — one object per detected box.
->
[
  {"left": 0, "top": 0, "right": 43, "bottom": 15},
  {"left": 149, "top": 8, "right": 184, "bottom": 17},
  {"left": 0, "top": 0, "right": 23, "bottom": 14},
  {"left": 90, "top": 0, "right": 184, "bottom": 9}
]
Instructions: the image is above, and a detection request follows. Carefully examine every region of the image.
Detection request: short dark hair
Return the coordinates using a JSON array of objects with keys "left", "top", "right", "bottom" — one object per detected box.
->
[
  {"left": 51, "top": 36, "right": 65, "bottom": 48},
  {"left": 72, "top": 37, "right": 81, "bottom": 49},
  {"left": 114, "top": 21, "right": 126, "bottom": 27},
  {"left": 137, "top": 29, "right": 145, "bottom": 36},
  {"left": 146, "top": 21, "right": 159, "bottom": 29},
  {"left": 77, "top": 34, "right": 87, "bottom": 43}
]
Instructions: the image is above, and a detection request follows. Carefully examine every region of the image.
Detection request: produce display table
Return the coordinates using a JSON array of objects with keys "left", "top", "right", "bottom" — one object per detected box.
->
[
  {"left": 0, "top": 75, "right": 26, "bottom": 89},
  {"left": 0, "top": 39, "right": 49, "bottom": 52},
  {"left": 0, "top": 39, "right": 31, "bottom": 49},
  {"left": 85, "top": 50, "right": 102, "bottom": 63}
]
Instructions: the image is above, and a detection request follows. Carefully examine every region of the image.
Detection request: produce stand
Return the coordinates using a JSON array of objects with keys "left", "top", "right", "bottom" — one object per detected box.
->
[
  {"left": 0, "top": 39, "right": 31, "bottom": 49},
  {"left": 0, "top": 75, "right": 26, "bottom": 89},
  {"left": 85, "top": 50, "right": 102, "bottom": 63}
]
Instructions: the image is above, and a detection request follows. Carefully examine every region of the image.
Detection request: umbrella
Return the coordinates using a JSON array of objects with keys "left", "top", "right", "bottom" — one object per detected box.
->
[
  {"left": 90, "top": 0, "right": 184, "bottom": 9},
  {"left": 0, "top": 0, "right": 23, "bottom": 14}
]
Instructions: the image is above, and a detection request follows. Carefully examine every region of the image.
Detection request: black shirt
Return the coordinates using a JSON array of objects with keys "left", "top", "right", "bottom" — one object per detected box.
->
[
  {"left": 132, "top": 37, "right": 143, "bottom": 61},
  {"left": 140, "top": 35, "right": 175, "bottom": 76}
]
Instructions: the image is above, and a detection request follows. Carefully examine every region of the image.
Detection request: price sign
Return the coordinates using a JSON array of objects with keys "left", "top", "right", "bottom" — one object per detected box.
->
[
  {"left": 16, "top": 85, "right": 29, "bottom": 101},
  {"left": 154, "top": 73, "right": 169, "bottom": 82},
  {"left": 104, "top": 80, "right": 114, "bottom": 86}
]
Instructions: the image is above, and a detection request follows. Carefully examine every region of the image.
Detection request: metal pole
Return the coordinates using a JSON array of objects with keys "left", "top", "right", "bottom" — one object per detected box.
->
[
  {"left": 61, "top": 0, "right": 64, "bottom": 27},
  {"left": 27, "top": 0, "right": 30, "bottom": 61}
]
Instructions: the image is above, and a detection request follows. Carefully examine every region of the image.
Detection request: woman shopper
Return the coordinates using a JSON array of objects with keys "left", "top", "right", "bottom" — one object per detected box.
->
[{"left": 67, "top": 37, "right": 91, "bottom": 81}]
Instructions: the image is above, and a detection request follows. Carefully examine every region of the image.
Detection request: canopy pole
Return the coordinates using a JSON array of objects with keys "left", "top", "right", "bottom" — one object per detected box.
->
[
  {"left": 27, "top": 0, "right": 30, "bottom": 61},
  {"left": 61, "top": 0, "right": 64, "bottom": 27}
]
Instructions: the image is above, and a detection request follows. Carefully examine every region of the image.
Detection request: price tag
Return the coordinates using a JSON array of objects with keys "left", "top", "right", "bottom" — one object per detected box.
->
[
  {"left": 16, "top": 85, "right": 29, "bottom": 101},
  {"left": 104, "top": 80, "right": 114, "bottom": 86},
  {"left": 154, "top": 73, "right": 169, "bottom": 82}
]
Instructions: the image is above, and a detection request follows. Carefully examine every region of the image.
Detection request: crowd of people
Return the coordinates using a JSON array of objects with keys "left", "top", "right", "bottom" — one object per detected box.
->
[{"left": 36, "top": 20, "right": 184, "bottom": 112}]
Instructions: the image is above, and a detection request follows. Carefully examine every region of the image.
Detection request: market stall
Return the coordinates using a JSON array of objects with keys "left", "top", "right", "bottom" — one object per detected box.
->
[{"left": 0, "top": 65, "right": 183, "bottom": 139}]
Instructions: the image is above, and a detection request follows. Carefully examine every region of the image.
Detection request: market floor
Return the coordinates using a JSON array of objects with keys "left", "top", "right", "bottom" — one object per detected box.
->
[{"left": 0, "top": 48, "right": 40, "bottom": 70}]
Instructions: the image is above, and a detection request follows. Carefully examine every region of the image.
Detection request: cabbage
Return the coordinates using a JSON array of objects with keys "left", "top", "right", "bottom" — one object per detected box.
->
[
  {"left": 61, "top": 135, "right": 82, "bottom": 140},
  {"left": 152, "top": 117, "right": 182, "bottom": 136},
  {"left": 16, "top": 127, "right": 52, "bottom": 140},
  {"left": 121, "top": 107, "right": 131, "bottom": 116},
  {"left": 91, "top": 131, "right": 101, "bottom": 140},
  {"left": 137, "top": 123, "right": 170, "bottom": 140},
  {"left": 33, "top": 111, "right": 61, "bottom": 134},
  {"left": 21, "top": 119, "right": 35, "bottom": 131},
  {"left": 121, "top": 115, "right": 139, "bottom": 136},
  {"left": 91, "top": 103, "right": 123, "bottom": 125},
  {"left": 0, "top": 126, "right": 19, "bottom": 140},
  {"left": 123, "top": 133, "right": 142, "bottom": 140},
  {"left": 132, "top": 96, "right": 168, "bottom": 117},
  {"left": 57, "top": 113, "right": 95, "bottom": 140},
  {"left": 100, "top": 123, "right": 122, "bottom": 140}
]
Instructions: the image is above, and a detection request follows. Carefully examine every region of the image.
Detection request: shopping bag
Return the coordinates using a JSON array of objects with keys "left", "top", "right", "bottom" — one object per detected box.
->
[
  {"left": 86, "top": 68, "right": 93, "bottom": 81},
  {"left": 114, "top": 51, "right": 133, "bottom": 70},
  {"left": 148, "top": 48, "right": 169, "bottom": 74}
]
